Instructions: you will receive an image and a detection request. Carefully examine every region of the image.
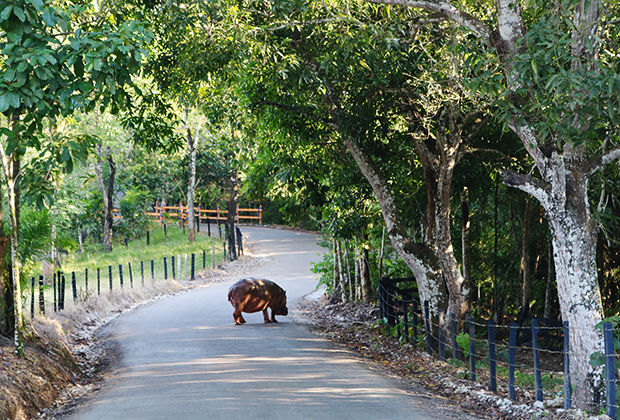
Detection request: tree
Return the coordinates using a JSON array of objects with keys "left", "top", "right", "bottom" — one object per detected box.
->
[
  {"left": 0, "top": 0, "right": 151, "bottom": 355},
  {"left": 366, "top": 0, "right": 620, "bottom": 408}
]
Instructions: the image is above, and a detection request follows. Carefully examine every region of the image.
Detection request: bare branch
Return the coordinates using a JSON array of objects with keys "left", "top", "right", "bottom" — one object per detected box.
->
[
  {"left": 464, "top": 147, "right": 507, "bottom": 158},
  {"left": 586, "top": 146, "right": 620, "bottom": 175},
  {"left": 366, "top": 0, "right": 491, "bottom": 40},
  {"left": 501, "top": 169, "right": 550, "bottom": 207}
]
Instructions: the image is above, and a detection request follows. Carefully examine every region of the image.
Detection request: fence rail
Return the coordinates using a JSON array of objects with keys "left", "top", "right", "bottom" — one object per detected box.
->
[
  {"left": 378, "top": 276, "right": 619, "bottom": 418},
  {"left": 143, "top": 204, "right": 263, "bottom": 225}
]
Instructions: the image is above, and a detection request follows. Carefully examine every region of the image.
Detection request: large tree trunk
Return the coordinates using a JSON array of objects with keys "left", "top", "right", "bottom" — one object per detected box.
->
[
  {"left": 461, "top": 188, "right": 473, "bottom": 303},
  {"left": 414, "top": 104, "right": 470, "bottom": 322},
  {"left": 185, "top": 111, "right": 200, "bottom": 244},
  {"left": 0, "top": 113, "right": 24, "bottom": 356},
  {"left": 517, "top": 199, "right": 532, "bottom": 325},
  {"left": 544, "top": 242, "right": 555, "bottom": 319},
  {"left": 96, "top": 145, "right": 115, "bottom": 253},
  {"left": 225, "top": 174, "right": 238, "bottom": 262},
  {"left": 366, "top": 0, "right": 612, "bottom": 408},
  {"left": 186, "top": 128, "right": 197, "bottom": 243},
  {"left": 0, "top": 178, "right": 12, "bottom": 337},
  {"left": 343, "top": 135, "right": 449, "bottom": 316},
  {"left": 503, "top": 154, "right": 604, "bottom": 409}
]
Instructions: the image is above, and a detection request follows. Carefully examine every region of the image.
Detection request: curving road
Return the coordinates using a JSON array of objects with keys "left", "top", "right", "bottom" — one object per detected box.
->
[{"left": 61, "top": 227, "right": 475, "bottom": 420}]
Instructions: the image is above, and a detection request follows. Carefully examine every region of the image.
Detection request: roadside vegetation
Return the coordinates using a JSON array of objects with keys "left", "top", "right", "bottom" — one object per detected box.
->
[{"left": 0, "top": 0, "right": 619, "bottom": 416}]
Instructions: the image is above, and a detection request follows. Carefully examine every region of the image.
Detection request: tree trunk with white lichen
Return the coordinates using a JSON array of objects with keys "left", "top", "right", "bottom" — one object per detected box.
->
[{"left": 365, "top": 0, "right": 615, "bottom": 408}]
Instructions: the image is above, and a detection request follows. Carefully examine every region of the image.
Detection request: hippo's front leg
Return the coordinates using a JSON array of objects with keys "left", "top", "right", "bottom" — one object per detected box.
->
[{"left": 269, "top": 308, "right": 279, "bottom": 323}]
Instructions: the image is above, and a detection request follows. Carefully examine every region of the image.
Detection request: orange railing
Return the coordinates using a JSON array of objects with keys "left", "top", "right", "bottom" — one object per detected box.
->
[{"left": 144, "top": 204, "right": 263, "bottom": 225}]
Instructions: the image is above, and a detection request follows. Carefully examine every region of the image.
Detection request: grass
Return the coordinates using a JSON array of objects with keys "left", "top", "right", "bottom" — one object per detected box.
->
[
  {"left": 25, "top": 222, "right": 231, "bottom": 314},
  {"left": 64, "top": 222, "right": 226, "bottom": 273}
]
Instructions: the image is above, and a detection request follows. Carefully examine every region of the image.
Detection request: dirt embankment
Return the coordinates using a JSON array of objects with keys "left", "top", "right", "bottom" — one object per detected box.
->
[{"left": 0, "top": 333, "right": 77, "bottom": 420}]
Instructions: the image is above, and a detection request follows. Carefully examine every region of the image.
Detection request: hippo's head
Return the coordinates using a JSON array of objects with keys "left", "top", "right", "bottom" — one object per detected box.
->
[{"left": 275, "top": 291, "right": 288, "bottom": 316}]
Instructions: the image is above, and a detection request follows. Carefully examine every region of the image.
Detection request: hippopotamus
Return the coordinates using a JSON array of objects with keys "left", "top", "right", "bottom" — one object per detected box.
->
[{"left": 227, "top": 278, "right": 288, "bottom": 325}]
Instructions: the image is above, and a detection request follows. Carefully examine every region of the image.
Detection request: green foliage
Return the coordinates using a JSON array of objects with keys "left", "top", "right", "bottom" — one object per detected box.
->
[
  {"left": 590, "top": 315, "right": 620, "bottom": 372},
  {"left": 118, "top": 188, "right": 151, "bottom": 240},
  {"left": 0, "top": 0, "right": 153, "bottom": 142},
  {"left": 456, "top": 332, "right": 471, "bottom": 357},
  {"left": 311, "top": 248, "right": 335, "bottom": 293},
  {"left": 18, "top": 207, "right": 77, "bottom": 278},
  {"left": 503, "top": 0, "right": 620, "bottom": 152}
]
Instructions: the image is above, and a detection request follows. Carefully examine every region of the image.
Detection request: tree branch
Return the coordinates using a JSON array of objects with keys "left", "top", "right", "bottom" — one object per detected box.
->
[
  {"left": 366, "top": 0, "right": 491, "bottom": 40},
  {"left": 501, "top": 169, "right": 551, "bottom": 207},
  {"left": 586, "top": 146, "right": 620, "bottom": 175},
  {"left": 464, "top": 147, "right": 508, "bottom": 158}
]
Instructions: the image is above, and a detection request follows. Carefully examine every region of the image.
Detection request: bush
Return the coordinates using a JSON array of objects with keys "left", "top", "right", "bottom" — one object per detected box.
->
[{"left": 118, "top": 188, "right": 150, "bottom": 240}]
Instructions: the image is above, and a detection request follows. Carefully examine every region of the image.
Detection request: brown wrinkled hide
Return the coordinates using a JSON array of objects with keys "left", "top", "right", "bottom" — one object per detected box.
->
[{"left": 227, "top": 278, "right": 288, "bottom": 325}]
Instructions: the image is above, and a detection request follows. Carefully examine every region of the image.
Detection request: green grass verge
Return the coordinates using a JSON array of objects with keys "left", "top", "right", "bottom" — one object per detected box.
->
[
  {"left": 24, "top": 223, "right": 233, "bottom": 317},
  {"left": 63, "top": 222, "right": 227, "bottom": 274}
]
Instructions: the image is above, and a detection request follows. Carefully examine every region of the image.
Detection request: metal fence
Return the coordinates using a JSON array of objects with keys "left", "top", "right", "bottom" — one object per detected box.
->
[{"left": 378, "top": 277, "right": 619, "bottom": 418}]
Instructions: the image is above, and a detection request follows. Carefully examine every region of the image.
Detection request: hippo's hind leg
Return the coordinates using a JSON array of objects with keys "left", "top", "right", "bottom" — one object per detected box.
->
[
  {"left": 262, "top": 309, "right": 272, "bottom": 323},
  {"left": 233, "top": 309, "right": 247, "bottom": 325}
]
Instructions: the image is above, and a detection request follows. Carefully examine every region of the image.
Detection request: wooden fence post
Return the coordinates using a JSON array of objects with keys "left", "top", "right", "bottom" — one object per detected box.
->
[
  {"left": 171, "top": 256, "right": 176, "bottom": 279},
  {"left": 108, "top": 266, "right": 113, "bottom": 291},
  {"left": 564, "top": 320, "right": 571, "bottom": 409},
  {"left": 129, "top": 262, "right": 133, "bottom": 288},
  {"left": 119, "top": 264, "right": 124, "bottom": 290},
  {"left": 402, "top": 296, "right": 409, "bottom": 344},
  {"left": 164, "top": 257, "right": 168, "bottom": 280},
  {"left": 197, "top": 205, "right": 201, "bottom": 232},
  {"left": 469, "top": 317, "right": 476, "bottom": 381},
  {"left": 85, "top": 268, "right": 89, "bottom": 292},
  {"left": 438, "top": 311, "right": 446, "bottom": 361},
  {"left": 72, "top": 272, "right": 77, "bottom": 301},
  {"left": 141, "top": 261, "right": 144, "bottom": 287},
  {"left": 39, "top": 276, "right": 45, "bottom": 316},
  {"left": 488, "top": 319, "right": 496, "bottom": 392},
  {"left": 191, "top": 253, "right": 195, "bottom": 280},
  {"left": 412, "top": 299, "right": 418, "bottom": 340},
  {"left": 151, "top": 260, "right": 154, "bottom": 282},
  {"left": 452, "top": 313, "right": 459, "bottom": 360},
  {"left": 97, "top": 268, "right": 101, "bottom": 295},
  {"left": 30, "top": 277, "right": 35, "bottom": 319},
  {"left": 605, "top": 322, "right": 616, "bottom": 419},
  {"left": 60, "top": 275, "right": 65, "bottom": 310},
  {"left": 532, "top": 319, "right": 543, "bottom": 402},
  {"left": 509, "top": 322, "right": 517, "bottom": 399},
  {"left": 53, "top": 273, "right": 57, "bottom": 312},
  {"left": 424, "top": 300, "right": 432, "bottom": 355}
]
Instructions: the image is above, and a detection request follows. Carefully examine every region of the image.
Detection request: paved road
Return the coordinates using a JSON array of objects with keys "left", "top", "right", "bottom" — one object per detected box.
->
[{"left": 62, "top": 227, "right": 471, "bottom": 420}]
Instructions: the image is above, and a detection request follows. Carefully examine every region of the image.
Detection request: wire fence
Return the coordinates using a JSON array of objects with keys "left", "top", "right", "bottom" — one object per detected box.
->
[
  {"left": 378, "top": 277, "right": 619, "bottom": 418},
  {"left": 27, "top": 227, "right": 244, "bottom": 319}
]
